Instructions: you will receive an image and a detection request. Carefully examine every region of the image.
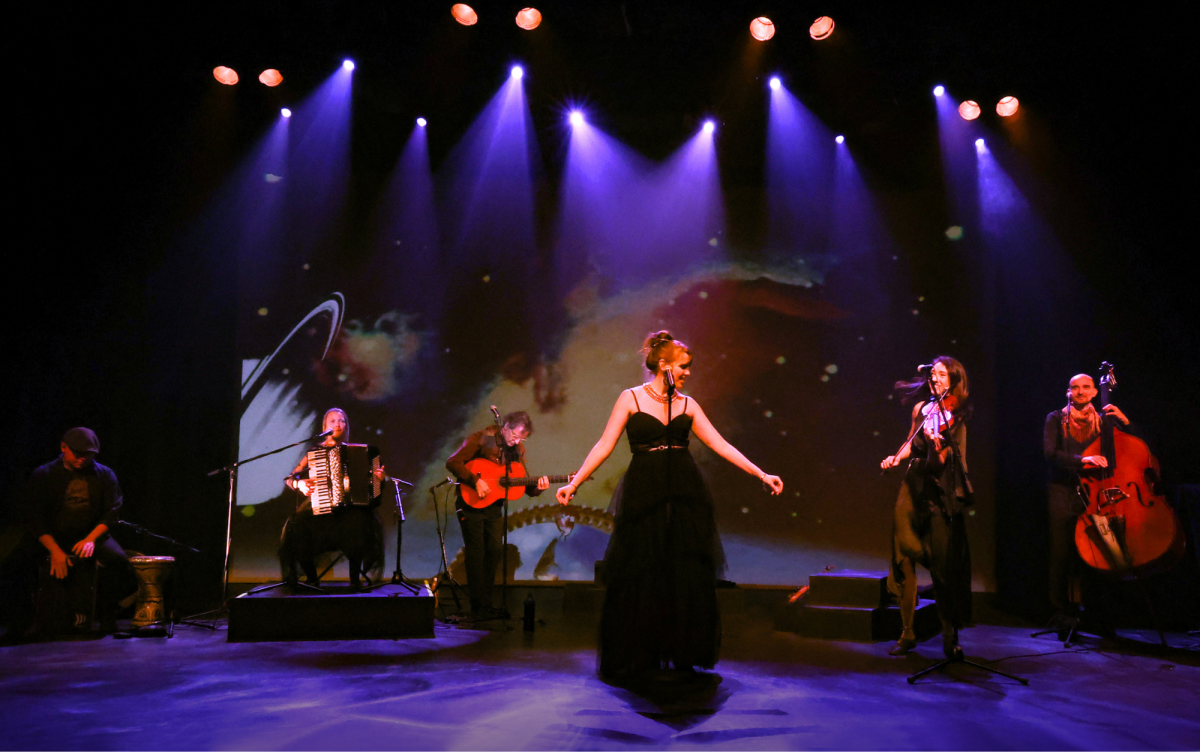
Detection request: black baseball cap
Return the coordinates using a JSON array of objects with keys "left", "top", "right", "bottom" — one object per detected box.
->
[{"left": 63, "top": 427, "right": 100, "bottom": 456}]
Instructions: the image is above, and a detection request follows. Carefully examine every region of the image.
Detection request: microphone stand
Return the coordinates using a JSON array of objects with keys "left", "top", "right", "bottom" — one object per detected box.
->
[
  {"left": 430, "top": 479, "right": 465, "bottom": 616},
  {"left": 494, "top": 408, "right": 514, "bottom": 622},
  {"left": 111, "top": 521, "right": 217, "bottom": 634},
  {"left": 362, "top": 478, "right": 419, "bottom": 594},
  {"left": 205, "top": 429, "right": 332, "bottom": 606}
]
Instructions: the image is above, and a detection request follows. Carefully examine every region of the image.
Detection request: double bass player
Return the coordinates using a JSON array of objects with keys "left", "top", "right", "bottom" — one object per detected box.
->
[{"left": 1043, "top": 373, "right": 1131, "bottom": 636}]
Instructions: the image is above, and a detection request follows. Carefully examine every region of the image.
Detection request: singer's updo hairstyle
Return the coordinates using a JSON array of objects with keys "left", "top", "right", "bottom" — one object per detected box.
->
[{"left": 641, "top": 330, "right": 692, "bottom": 375}]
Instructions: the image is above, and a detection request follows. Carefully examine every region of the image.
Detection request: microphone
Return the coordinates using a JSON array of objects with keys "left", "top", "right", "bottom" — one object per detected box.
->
[
  {"left": 429, "top": 477, "right": 456, "bottom": 492},
  {"left": 665, "top": 369, "right": 676, "bottom": 396},
  {"left": 916, "top": 364, "right": 934, "bottom": 373},
  {"left": 490, "top": 405, "right": 503, "bottom": 426}
]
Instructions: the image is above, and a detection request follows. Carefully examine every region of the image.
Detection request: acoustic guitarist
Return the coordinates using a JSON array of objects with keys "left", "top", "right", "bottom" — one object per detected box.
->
[{"left": 446, "top": 411, "right": 548, "bottom": 617}]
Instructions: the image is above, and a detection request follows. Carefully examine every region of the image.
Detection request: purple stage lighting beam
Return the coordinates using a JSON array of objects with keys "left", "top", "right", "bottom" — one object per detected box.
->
[
  {"left": 767, "top": 83, "right": 836, "bottom": 254},
  {"left": 437, "top": 65, "right": 540, "bottom": 270}
]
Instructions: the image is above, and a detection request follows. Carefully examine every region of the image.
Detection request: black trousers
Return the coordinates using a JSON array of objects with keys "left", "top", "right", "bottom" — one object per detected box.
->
[
  {"left": 1048, "top": 482, "right": 1113, "bottom": 628},
  {"left": 455, "top": 499, "right": 504, "bottom": 612}
]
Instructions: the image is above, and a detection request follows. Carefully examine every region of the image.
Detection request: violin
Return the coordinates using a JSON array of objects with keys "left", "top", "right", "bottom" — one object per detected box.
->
[{"left": 1075, "top": 363, "right": 1185, "bottom": 575}]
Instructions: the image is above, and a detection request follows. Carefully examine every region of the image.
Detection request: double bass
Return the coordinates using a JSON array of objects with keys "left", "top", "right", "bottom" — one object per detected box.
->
[{"left": 1075, "top": 363, "right": 1185, "bottom": 575}]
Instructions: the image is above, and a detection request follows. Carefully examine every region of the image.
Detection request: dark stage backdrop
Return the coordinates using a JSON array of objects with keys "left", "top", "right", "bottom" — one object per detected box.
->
[{"left": 7, "top": 3, "right": 1197, "bottom": 616}]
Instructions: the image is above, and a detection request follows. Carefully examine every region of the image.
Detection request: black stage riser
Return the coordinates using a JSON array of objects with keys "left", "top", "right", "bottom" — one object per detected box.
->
[{"left": 228, "top": 586, "right": 434, "bottom": 642}]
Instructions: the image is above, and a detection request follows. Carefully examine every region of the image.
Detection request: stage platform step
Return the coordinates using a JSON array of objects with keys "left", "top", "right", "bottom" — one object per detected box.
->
[
  {"left": 228, "top": 583, "right": 434, "bottom": 642},
  {"left": 774, "top": 570, "right": 939, "bottom": 642}
]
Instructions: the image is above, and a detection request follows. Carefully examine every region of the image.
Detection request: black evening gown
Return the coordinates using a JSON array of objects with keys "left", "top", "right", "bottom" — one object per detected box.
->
[{"left": 598, "top": 409, "right": 726, "bottom": 679}]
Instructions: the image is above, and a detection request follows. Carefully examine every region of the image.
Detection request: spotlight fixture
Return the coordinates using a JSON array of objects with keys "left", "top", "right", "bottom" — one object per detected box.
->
[
  {"left": 933, "top": 85, "right": 945, "bottom": 97},
  {"left": 958, "top": 100, "right": 981, "bottom": 120},
  {"left": 281, "top": 108, "right": 292, "bottom": 118},
  {"left": 452, "top": 4, "right": 478, "bottom": 26},
  {"left": 258, "top": 69, "right": 283, "bottom": 87},
  {"left": 996, "top": 96, "right": 1020, "bottom": 117},
  {"left": 750, "top": 17, "right": 775, "bottom": 41},
  {"left": 212, "top": 66, "right": 238, "bottom": 85},
  {"left": 975, "top": 138, "right": 986, "bottom": 150},
  {"left": 342, "top": 59, "right": 355, "bottom": 72},
  {"left": 515, "top": 7, "right": 541, "bottom": 30},
  {"left": 511, "top": 65, "right": 524, "bottom": 80},
  {"left": 809, "top": 16, "right": 834, "bottom": 40},
  {"left": 416, "top": 117, "right": 427, "bottom": 127},
  {"left": 702, "top": 120, "right": 715, "bottom": 134},
  {"left": 835, "top": 135, "right": 844, "bottom": 144},
  {"left": 568, "top": 110, "right": 584, "bottom": 127},
  {"left": 769, "top": 76, "right": 781, "bottom": 91}
]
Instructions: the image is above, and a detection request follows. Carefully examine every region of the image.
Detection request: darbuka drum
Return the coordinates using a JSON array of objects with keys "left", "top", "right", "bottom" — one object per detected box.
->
[{"left": 129, "top": 556, "right": 175, "bottom": 627}]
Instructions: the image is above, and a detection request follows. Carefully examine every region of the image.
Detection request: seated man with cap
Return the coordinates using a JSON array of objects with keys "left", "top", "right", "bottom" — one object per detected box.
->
[{"left": 2, "top": 428, "right": 129, "bottom": 640}]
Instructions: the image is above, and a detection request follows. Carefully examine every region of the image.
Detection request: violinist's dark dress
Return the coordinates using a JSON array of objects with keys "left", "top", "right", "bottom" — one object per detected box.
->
[{"left": 888, "top": 402, "right": 973, "bottom": 637}]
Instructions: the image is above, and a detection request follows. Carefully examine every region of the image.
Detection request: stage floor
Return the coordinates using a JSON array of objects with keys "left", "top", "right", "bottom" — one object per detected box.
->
[{"left": 2, "top": 611, "right": 1198, "bottom": 750}]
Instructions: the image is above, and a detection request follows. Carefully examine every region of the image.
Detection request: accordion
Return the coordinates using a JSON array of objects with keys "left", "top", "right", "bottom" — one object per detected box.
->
[{"left": 306, "top": 443, "right": 382, "bottom": 515}]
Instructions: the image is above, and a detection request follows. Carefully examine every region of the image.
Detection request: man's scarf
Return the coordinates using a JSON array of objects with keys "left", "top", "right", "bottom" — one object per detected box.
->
[{"left": 1062, "top": 403, "right": 1102, "bottom": 445}]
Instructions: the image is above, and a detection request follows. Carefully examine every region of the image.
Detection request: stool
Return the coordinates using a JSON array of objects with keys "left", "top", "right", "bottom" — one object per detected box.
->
[{"left": 35, "top": 556, "right": 99, "bottom": 634}]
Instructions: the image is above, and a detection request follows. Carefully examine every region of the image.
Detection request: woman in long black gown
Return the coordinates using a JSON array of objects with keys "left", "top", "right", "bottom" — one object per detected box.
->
[
  {"left": 556, "top": 331, "right": 784, "bottom": 681},
  {"left": 880, "top": 357, "right": 973, "bottom": 657}
]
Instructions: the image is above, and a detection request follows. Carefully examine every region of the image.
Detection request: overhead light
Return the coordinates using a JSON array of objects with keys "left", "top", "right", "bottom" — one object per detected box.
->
[
  {"left": 809, "top": 17, "right": 834, "bottom": 40},
  {"left": 750, "top": 17, "right": 775, "bottom": 41},
  {"left": 452, "top": 4, "right": 477, "bottom": 26},
  {"left": 258, "top": 69, "right": 283, "bottom": 87},
  {"left": 958, "top": 100, "right": 981, "bottom": 120},
  {"left": 212, "top": 66, "right": 238, "bottom": 85},
  {"left": 515, "top": 7, "right": 541, "bottom": 30}
]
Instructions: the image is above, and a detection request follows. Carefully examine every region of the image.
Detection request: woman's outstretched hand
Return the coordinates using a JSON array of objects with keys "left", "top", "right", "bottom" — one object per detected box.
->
[
  {"left": 762, "top": 474, "right": 784, "bottom": 495},
  {"left": 556, "top": 485, "right": 576, "bottom": 505}
]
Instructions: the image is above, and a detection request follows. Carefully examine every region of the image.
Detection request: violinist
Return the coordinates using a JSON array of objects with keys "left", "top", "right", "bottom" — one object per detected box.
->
[
  {"left": 1043, "top": 373, "right": 1132, "bottom": 634},
  {"left": 881, "top": 358, "right": 973, "bottom": 657}
]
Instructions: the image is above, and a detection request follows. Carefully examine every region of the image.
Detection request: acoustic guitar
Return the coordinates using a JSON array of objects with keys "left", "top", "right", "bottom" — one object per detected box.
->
[{"left": 458, "top": 458, "right": 580, "bottom": 509}]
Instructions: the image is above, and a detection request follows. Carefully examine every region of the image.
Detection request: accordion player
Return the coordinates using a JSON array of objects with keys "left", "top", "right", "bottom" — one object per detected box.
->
[{"left": 282, "top": 440, "right": 385, "bottom": 589}]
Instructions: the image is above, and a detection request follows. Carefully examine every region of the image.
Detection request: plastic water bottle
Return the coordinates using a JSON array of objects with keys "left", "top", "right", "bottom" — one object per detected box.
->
[{"left": 523, "top": 592, "right": 535, "bottom": 632}]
